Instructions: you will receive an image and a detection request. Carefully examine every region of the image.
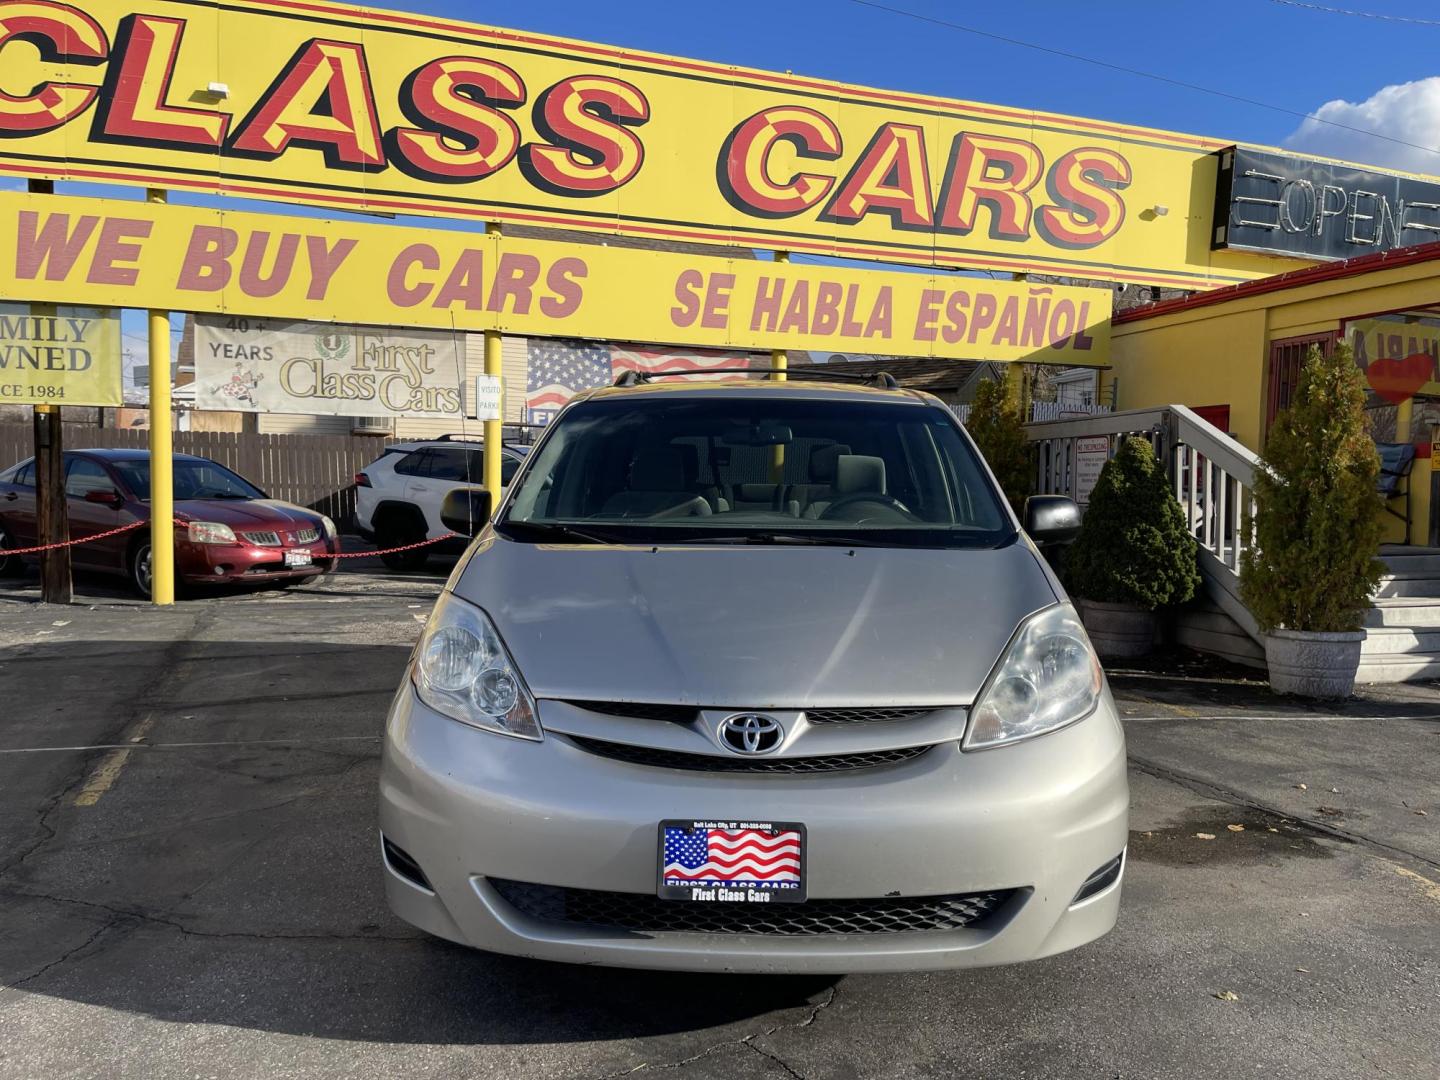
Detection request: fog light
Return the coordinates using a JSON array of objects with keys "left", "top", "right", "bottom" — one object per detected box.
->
[
  {"left": 213, "top": 565, "right": 227, "bottom": 576},
  {"left": 1072, "top": 852, "right": 1124, "bottom": 904}
]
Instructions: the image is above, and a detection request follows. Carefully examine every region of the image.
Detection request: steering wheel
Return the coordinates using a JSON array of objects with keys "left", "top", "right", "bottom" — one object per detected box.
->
[{"left": 819, "top": 493, "right": 913, "bottom": 521}]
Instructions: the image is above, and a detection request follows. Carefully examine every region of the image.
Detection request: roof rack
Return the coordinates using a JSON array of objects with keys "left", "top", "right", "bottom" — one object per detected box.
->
[
  {"left": 611, "top": 366, "right": 901, "bottom": 390},
  {"left": 434, "top": 422, "right": 547, "bottom": 444}
]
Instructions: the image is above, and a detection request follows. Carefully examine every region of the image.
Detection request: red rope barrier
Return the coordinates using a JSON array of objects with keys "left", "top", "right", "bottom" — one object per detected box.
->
[
  {"left": 0, "top": 519, "right": 148, "bottom": 556},
  {"left": 1, "top": 520, "right": 460, "bottom": 563}
]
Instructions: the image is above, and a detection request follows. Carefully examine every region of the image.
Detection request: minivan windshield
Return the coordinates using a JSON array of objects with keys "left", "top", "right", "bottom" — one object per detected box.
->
[{"left": 499, "top": 394, "right": 1014, "bottom": 548}]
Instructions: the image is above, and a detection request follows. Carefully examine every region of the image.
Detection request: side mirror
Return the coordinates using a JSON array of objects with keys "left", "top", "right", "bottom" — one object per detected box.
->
[
  {"left": 1024, "top": 495, "right": 1081, "bottom": 545},
  {"left": 440, "top": 488, "right": 493, "bottom": 537},
  {"left": 83, "top": 488, "right": 123, "bottom": 507}
]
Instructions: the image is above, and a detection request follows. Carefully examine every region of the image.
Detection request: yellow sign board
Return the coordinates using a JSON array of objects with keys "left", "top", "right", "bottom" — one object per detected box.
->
[
  {"left": 0, "top": 0, "right": 1312, "bottom": 288},
  {"left": 0, "top": 301, "right": 120, "bottom": 405},
  {"left": 0, "top": 192, "right": 1113, "bottom": 364}
]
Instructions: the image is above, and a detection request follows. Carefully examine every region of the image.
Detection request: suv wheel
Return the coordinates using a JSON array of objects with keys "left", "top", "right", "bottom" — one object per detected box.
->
[{"left": 377, "top": 514, "right": 429, "bottom": 571}]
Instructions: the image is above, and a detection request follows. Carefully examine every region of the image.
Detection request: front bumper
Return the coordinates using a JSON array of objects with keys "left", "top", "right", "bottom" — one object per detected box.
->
[
  {"left": 176, "top": 537, "right": 338, "bottom": 584},
  {"left": 379, "top": 687, "right": 1128, "bottom": 973}
]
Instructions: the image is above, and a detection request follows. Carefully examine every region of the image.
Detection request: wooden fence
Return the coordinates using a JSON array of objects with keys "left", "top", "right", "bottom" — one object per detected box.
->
[{"left": 0, "top": 425, "right": 395, "bottom": 526}]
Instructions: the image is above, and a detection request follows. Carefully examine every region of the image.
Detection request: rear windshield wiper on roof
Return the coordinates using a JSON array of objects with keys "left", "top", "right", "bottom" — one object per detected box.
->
[{"left": 496, "top": 520, "right": 627, "bottom": 545}]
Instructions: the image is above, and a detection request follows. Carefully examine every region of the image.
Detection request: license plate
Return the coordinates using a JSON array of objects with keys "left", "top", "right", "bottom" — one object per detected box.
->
[
  {"left": 657, "top": 820, "right": 806, "bottom": 903},
  {"left": 284, "top": 549, "right": 313, "bottom": 568}
]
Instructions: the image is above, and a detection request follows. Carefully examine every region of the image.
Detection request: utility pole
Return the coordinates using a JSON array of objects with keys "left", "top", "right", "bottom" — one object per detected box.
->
[{"left": 29, "top": 178, "right": 71, "bottom": 604}]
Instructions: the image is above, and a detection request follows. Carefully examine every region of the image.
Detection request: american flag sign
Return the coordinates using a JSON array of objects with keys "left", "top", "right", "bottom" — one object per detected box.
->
[{"left": 662, "top": 826, "right": 802, "bottom": 889}]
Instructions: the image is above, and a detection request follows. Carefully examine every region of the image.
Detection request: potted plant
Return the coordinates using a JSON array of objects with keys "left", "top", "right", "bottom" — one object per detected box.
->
[
  {"left": 1065, "top": 435, "right": 1200, "bottom": 659},
  {"left": 1240, "top": 343, "right": 1384, "bottom": 697},
  {"left": 967, "top": 376, "right": 1031, "bottom": 515}
]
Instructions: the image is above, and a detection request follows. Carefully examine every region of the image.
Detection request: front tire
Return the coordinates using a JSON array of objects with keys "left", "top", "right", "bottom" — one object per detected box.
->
[
  {"left": 377, "top": 516, "right": 429, "bottom": 571},
  {"left": 0, "top": 522, "right": 22, "bottom": 577},
  {"left": 129, "top": 539, "right": 153, "bottom": 598}
]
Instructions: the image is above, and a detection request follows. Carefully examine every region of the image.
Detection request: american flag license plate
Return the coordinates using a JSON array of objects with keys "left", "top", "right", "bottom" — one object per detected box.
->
[{"left": 657, "top": 820, "right": 807, "bottom": 903}]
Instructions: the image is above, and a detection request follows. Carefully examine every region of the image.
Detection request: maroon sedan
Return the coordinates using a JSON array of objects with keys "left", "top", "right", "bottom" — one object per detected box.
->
[{"left": 0, "top": 449, "right": 340, "bottom": 596}]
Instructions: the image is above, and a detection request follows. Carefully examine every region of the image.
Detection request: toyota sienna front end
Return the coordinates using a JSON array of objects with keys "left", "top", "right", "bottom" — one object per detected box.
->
[{"left": 379, "top": 376, "right": 1128, "bottom": 973}]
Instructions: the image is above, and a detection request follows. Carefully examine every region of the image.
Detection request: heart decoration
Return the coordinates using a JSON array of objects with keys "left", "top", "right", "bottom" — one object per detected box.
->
[{"left": 1366, "top": 352, "right": 1435, "bottom": 405}]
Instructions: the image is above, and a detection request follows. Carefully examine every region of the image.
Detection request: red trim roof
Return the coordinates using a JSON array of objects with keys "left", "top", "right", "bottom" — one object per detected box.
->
[{"left": 1113, "top": 241, "right": 1440, "bottom": 325}]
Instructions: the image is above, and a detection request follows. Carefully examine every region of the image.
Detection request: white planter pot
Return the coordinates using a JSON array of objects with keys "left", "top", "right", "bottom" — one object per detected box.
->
[
  {"left": 1264, "top": 629, "right": 1364, "bottom": 699},
  {"left": 1078, "top": 599, "right": 1158, "bottom": 660}
]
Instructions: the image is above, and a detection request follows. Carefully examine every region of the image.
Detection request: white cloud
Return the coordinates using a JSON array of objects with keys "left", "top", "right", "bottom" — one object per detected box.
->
[{"left": 1285, "top": 77, "right": 1440, "bottom": 177}]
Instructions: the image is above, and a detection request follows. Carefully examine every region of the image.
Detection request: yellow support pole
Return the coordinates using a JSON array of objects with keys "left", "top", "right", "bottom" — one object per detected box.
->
[
  {"left": 770, "top": 251, "right": 789, "bottom": 483},
  {"left": 483, "top": 222, "right": 504, "bottom": 501},
  {"left": 147, "top": 189, "right": 174, "bottom": 605}
]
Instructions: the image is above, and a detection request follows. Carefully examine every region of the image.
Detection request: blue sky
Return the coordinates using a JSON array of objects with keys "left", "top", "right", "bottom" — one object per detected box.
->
[{"left": 8, "top": 0, "right": 1440, "bottom": 377}]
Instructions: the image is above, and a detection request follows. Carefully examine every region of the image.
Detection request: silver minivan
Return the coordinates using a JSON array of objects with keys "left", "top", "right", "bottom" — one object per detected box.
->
[{"left": 379, "top": 373, "right": 1128, "bottom": 973}]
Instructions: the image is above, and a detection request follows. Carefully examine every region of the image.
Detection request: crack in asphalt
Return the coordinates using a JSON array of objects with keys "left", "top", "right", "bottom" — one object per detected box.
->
[
  {"left": 1129, "top": 754, "right": 1440, "bottom": 873},
  {"left": 0, "top": 608, "right": 213, "bottom": 881},
  {"left": 590, "top": 983, "right": 838, "bottom": 1079},
  {"left": 1, "top": 888, "right": 423, "bottom": 950},
  {"left": 6, "top": 915, "right": 135, "bottom": 990}
]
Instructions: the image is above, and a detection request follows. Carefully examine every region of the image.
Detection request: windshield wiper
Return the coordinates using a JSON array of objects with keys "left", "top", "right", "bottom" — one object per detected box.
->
[
  {"left": 670, "top": 532, "right": 888, "bottom": 547},
  {"left": 496, "top": 520, "right": 626, "bottom": 545}
]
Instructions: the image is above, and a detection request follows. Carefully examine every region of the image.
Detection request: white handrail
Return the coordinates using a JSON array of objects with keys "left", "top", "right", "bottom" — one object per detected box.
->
[{"left": 1027, "top": 404, "right": 1263, "bottom": 645}]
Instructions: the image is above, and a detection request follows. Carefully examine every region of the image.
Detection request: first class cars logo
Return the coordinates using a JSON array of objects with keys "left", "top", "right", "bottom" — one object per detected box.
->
[{"left": 719, "top": 714, "right": 784, "bottom": 755}]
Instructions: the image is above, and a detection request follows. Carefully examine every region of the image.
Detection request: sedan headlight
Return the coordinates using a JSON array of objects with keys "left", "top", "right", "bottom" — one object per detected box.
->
[
  {"left": 964, "top": 603, "right": 1102, "bottom": 751},
  {"left": 413, "top": 592, "right": 541, "bottom": 740},
  {"left": 188, "top": 521, "right": 237, "bottom": 544},
  {"left": 320, "top": 515, "right": 338, "bottom": 539}
]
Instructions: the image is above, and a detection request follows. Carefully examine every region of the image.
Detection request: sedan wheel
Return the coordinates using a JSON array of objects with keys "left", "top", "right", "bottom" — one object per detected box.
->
[
  {"left": 129, "top": 540, "right": 153, "bottom": 598},
  {"left": 0, "top": 523, "right": 21, "bottom": 577}
]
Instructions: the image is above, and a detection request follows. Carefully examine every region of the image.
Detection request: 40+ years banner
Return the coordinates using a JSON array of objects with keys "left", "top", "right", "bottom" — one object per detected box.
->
[
  {"left": 0, "top": 0, "right": 1321, "bottom": 289},
  {"left": 0, "top": 192, "right": 1113, "bottom": 365}
]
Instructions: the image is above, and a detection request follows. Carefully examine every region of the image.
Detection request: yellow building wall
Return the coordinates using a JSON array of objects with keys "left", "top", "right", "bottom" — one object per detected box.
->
[
  {"left": 1109, "top": 257, "right": 1440, "bottom": 545},
  {"left": 1108, "top": 307, "right": 1269, "bottom": 446}
]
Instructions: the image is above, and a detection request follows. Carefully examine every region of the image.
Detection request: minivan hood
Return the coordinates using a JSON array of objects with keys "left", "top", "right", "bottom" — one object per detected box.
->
[{"left": 455, "top": 538, "right": 1059, "bottom": 707}]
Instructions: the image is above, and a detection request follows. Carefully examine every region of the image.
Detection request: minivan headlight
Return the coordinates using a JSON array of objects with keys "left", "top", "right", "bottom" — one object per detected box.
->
[
  {"left": 413, "top": 592, "right": 541, "bottom": 740},
  {"left": 964, "top": 603, "right": 1102, "bottom": 751}
]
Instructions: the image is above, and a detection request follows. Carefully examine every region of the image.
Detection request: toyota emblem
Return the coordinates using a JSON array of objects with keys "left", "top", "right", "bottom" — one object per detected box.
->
[{"left": 719, "top": 713, "right": 784, "bottom": 755}]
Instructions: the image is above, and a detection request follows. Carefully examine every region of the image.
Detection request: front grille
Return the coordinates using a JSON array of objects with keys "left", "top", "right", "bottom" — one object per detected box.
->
[
  {"left": 490, "top": 879, "right": 1016, "bottom": 935},
  {"left": 294, "top": 528, "right": 320, "bottom": 544},
  {"left": 806, "top": 706, "right": 937, "bottom": 724},
  {"left": 565, "top": 700, "right": 698, "bottom": 724},
  {"left": 560, "top": 702, "right": 945, "bottom": 726},
  {"left": 241, "top": 530, "right": 281, "bottom": 547},
  {"left": 568, "top": 735, "right": 932, "bottom": 773}
]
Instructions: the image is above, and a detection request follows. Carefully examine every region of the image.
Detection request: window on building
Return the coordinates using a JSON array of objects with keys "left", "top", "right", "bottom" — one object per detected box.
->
[{"left": 1266, "top": 332, "right": 1338, "bottom": 434}]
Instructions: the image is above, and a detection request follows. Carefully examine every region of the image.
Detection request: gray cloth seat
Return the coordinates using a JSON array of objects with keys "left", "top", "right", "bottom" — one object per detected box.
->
[
  {"left": 600, "top": 445, "right": 713, "bottom": 519},
  {"left": 803, "top": 454, "right": 887, "bottom": 519},
  {"left": 787, "top": 444, "right": 850, "bottom": 514}
]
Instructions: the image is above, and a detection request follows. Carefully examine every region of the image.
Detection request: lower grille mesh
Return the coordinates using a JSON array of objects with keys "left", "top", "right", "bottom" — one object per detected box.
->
[
  {"left": 490, "top": 880, "right": 1016, "bottom": 935},
  {"left": 568, "top": 736, "right": 932, "bottom": 773}
]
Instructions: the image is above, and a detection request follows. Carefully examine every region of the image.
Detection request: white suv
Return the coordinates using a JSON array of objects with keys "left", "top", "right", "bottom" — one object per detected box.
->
[{"left": 355, "top": 437, "right": 525, "bottom": 569}]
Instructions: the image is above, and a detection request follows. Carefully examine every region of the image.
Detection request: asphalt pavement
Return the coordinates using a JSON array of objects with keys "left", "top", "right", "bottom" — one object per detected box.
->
[{"left": 0, "top": 555, "right": 1437, "bottom": 1079}]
